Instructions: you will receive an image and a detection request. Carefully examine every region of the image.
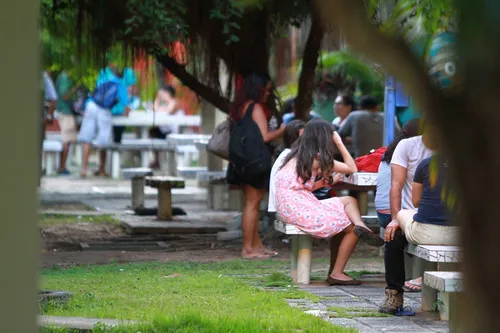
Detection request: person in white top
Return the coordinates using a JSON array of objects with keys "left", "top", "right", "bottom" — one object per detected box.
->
[
  {"left": 332, "top": 94, "right": 355, "bottom": 131},
  {"left": 268, "top": 120, "right": 305, "bottom": 212},
  {"left": 379, "top": 127, "right": 435, "bottom": 315}
]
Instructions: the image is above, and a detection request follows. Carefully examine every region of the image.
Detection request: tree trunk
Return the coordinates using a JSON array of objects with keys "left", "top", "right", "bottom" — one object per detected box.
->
[
  {"left": 314, "top": 0, "right": 500, "bottom": 331},
  {"left": 295, "top": 16, "right": 324, "bottom": 122}
]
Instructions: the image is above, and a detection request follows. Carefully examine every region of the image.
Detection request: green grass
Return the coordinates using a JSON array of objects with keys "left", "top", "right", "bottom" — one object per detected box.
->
[
  {"left": 39, "top": 213, "right": 119, "bottom": 226},
  {"left": 41, "top": 261, "right": 356, "bottom": 333},
  {"left": 327, "top": 306, "right": 391, "bottom": 319}
]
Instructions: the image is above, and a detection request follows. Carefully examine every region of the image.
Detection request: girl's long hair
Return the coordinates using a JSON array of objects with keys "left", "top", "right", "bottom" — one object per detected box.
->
[
  {"left": 229, "top": 73, "right": 271, "bottom": 122},
  {"left": 281, "top": 119, "right": 338, "bottom": 183}
]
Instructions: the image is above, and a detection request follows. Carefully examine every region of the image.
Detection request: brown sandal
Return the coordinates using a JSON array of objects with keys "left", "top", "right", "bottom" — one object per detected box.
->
[
  {"left": 326, "top": 276, "right": 362, "bottom": 286},
  {"left": 354, "top": 226, "right": 384, "bottom": 247}
]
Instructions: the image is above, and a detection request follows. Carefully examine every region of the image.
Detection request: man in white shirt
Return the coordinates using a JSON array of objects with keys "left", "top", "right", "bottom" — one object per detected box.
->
[{"left": 379, "top": 128, "right": 435, "bottom": 315}]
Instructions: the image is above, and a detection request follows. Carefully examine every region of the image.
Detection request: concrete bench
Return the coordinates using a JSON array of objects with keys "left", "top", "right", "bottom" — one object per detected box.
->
[
  {"left": 405, "top": 244, "right": 462, "bottom": 311},
  {"left": 176, "top": 166, "right": 208, "bottom": 179},
  {"left": 424, "top": 271, "right": 462, "bottom": 322},
  {"left": 197, "top": 171, "right": 227, "bottom": 187},
  {"left": 274, "top": 219, "right": 312, "bottom": 285},
  {"left": 95, "top": 139, "right": 173, "bottom": 179},
  {"left": 122, "top": 168, "right": 153, "bottom": 210},
  {"left": 206, "top": 177, "right": 244, "bottom": 211},
  {"left": 145, "top": 176, "right": 185, "bottom": 220},
  {"left": 43, "top": 140, "right": 63, "bottom": 176}
]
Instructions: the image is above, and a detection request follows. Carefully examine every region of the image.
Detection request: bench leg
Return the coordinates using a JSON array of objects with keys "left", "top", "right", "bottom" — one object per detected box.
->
[
  {"left": 131, "top": 177, "right": 145, "bottom": 210},
  {"left": 438, "top": 292, "right": 453, "bottom": 321},
  {"left": 111, "top": 151, "right": 121, "bottom": 179},
  {"left": 167, "top": 151, "right": 177, "bottom": 176},
  {"left": 296, "top": 235, "right": 313, "bottom": 285},
  {"left": 421, "top": 260, "right": 438, "bottom": 312},
  {"left": 46, "top": 153, "right": 55, "bottom": 176},
  {"left": 157, "top": 187, "right": 172, "bottom": 220},
  {"left": 291, "top": 235, "right": 299, "bottom": 283},
  {"left": 358, "top": 192, "right": 368, "bottom": 215}
]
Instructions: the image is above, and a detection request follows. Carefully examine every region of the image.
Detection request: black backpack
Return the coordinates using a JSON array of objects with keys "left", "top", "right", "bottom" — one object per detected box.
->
[{"left": 229, "top": 103, "right": 272, "bottom": 181}]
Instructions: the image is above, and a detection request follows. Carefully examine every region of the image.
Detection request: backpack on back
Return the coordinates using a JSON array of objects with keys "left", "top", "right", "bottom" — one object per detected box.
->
[
  {"left": 229, "top": 103, "right": 272, "bottom": 181},
  {"left": 92, "top": 81, "right": 119, "bottom": 109}
]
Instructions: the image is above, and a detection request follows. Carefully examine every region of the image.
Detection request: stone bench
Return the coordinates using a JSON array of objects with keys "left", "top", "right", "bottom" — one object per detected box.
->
[
  {"left": 206, "top": 177, "right": 244, "bottom": 211},
  {"left": 274, "top": 219, "right": 312, "bottom": 285},
  {"left": 197, "top": 171, "right": 227, "bottom": 187},
  {"left": 145, "top": 176, "right": 185, "bottom": 220},
  {"left": 43, "top": 140, "right": 63, "bottom": 176},
  {"left": 122, "top": 168, "right": 153, "bottom": 210},
  {"left": 176, "top": 166, "right": 208, "bottom": 179},
  {"left": 405, "top": 244, "right": 462, "bottom": 312},
  {"left": 423, "top": 271, "right": 462, "bottom": 322}
]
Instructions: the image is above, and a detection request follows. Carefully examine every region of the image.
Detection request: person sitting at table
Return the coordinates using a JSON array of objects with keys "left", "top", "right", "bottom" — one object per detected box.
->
[
  {"left": 149, "top": 84, "right": 183, "bottom": 169},
  {"left": 275, "top": 119, "right": 384, "bottom": 286},
  {"left": 375, "top": 119, "right": 421, "bottom": 228}
]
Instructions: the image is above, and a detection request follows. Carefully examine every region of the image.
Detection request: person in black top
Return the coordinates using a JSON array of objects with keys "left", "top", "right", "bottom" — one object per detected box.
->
[{"left": 396, "top": 156, "right": 459, "bottom": 245}]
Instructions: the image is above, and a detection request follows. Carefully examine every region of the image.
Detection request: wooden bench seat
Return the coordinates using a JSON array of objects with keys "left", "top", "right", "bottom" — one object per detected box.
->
[
  {"left": 145, "top": 176, "right": 185, "bottom": 220},
  {"left": 424, "top": 271, "right": 462, "bottom": 322},
  {"left": 122, "top": 168, "right": 153, "bottom": 210},
  {"left": 405, "top": 244, "right": 462, "bottom": 312}
]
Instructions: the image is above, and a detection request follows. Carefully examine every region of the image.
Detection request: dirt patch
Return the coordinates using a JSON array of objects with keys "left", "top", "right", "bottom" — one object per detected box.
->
[
  {"left": 40, "top": 202, "right": 94, "bottom": 211},
  {"left": 41, "top": 223, "right": 124, "bottom": 250}
]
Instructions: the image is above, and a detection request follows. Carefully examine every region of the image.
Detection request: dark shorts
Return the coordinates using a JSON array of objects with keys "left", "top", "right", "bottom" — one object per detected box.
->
[{"left": 113, "top": 126, "right": 125, "bottom": 144}]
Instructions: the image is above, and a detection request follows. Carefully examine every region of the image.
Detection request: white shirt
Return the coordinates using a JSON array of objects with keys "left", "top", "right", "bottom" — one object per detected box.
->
[
  {"left": 268, "top": 149, "right": 291, "bottom": 212},
  {"left": 390, "top": 136, "right": 433, "bottom": 210}
]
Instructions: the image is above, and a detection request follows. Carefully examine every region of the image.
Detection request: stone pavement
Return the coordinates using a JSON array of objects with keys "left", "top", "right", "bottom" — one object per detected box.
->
[{"left": 287, "top": 282, "right": 449, "bottom": 333}]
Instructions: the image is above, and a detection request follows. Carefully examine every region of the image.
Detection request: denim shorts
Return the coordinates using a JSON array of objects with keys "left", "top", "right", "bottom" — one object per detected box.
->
[
  {"left": 78, "top": 101, "right": 112, "bottom": 147},
  {"left": 377, "top": 211, "right": 392, "bottom": 228}
]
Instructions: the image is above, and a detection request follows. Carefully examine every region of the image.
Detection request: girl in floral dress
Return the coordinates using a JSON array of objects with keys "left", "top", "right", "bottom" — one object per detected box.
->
[{"left": 275, "top": 119, "right": 384, "bottom": 285}]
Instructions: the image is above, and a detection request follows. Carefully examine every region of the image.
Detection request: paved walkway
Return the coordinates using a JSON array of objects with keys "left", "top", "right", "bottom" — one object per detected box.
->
[{"left": 287, "top": 282, "right": 448, "bottom": 333}]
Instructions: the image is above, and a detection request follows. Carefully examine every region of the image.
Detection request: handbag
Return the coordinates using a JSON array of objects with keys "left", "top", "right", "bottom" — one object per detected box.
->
[{"left": 207, "top": 118, "right": 231, "bottom": 160}]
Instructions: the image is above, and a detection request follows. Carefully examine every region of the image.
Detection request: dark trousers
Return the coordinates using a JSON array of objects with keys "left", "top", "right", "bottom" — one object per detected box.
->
[{"left": 384, "top": 229, "right": 408, "bottom": 292}]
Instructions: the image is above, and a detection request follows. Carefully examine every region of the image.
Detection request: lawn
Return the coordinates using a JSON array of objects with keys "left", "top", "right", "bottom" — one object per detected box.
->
[
  {"left": 39, "top": 213, "right": 119, "bottom": 227},
  {"left": 41, "top": 260, "right": 357, "bottom": 333}
]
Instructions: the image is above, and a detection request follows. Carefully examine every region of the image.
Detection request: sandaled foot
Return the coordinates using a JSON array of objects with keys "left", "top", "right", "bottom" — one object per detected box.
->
[
  {"left": 403, "top": 279, "right": 422, "bottom": 292},
  {"left": 93, "top": 170, "right": 109, "bottom": 177},
  {"left": 326, "top": 275, "right": 361, "bottom": 286},
  {"left": 354, "top": 225, "right": 384, "bottom": 247},
  {"left": 242, "top": 251, "right": 271, "bottom": 260},
  {"left": 259, "top": 248, "right": 278, "bottom": 256}
]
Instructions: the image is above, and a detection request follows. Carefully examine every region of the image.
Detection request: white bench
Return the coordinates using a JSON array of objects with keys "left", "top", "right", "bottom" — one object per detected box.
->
[
  {"left": 43, "top": 140, "right": 63, "bottom": 176},
  {"left": 176, "top": 166, "right": 208, "bottom": 179},
  {"left": 405, "top": 244, "right": 462, "bottom": 312},
  {"left": 274, "top": 220, "right": 313, "bottom": 284},
  {"left": 423, "top": 271, "right": 462, "bottom": 322},
  {"left": 122, "top": 168, "right": 153, "bottom": 210}
]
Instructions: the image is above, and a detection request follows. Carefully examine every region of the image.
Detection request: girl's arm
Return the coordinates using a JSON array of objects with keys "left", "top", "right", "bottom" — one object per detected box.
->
[
  {"left": 252, "top": 104, "right": 285, "bottom": 142},
  {"left": 332, "top": 132, "right": 357, "bottom": 174},
  {"left": 412, "top": 182, "right": 423, "bottom": 208}
]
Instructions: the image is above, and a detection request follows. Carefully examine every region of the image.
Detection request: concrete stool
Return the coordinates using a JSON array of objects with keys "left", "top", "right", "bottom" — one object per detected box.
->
[
  {"left": 43, "top": 140, "right": 63, "bottom": 176},
  {"left": 122, "top": 168, "right": 153, "bottom": 210},
  {"left": 145, "top": 176, "right": 185, "bottom": 220}
]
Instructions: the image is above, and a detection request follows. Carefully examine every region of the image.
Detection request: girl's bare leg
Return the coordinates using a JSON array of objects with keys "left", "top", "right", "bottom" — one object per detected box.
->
[
  {"left": 338, "top": 196, "right": 371, "bottom": 231},
  {"left": 329, "top": 224, "right": 359, "bottom": 280}
]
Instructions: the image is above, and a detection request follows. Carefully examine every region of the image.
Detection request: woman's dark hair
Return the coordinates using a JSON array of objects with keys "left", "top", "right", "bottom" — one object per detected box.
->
[
  {"left": 281, "top": 119, "right": 337, "bottom": 183},
  {"left": 229, "top": 73, "right": 271, "bottom": 122},
  {"left": 383, "top": 118, "right": 422, "bottom": 163},
  {"left": 281, "top": 98, "right": 296, "bottom": 115},
  {"left": 338, "top": 94, "right": 356, "bottom": 110},
  {"left": 283, "top": 119, "right": 305, "bottom": 149}
]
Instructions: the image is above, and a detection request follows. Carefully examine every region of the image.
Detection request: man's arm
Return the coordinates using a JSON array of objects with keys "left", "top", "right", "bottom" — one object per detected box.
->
[
  {"left": 390, "top": 164, "right": 407, "bottom": 219},
  {"left": 338, "top": 113, "right": 353, "bottom": 138}
]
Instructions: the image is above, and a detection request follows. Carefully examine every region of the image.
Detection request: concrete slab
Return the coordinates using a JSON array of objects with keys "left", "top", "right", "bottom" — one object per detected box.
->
[
  {"left": 120, "top": 215, "right": 227, "bottom": 234},
  {"left": 39, "top": 315, "right": 138, "bottom": 330}
]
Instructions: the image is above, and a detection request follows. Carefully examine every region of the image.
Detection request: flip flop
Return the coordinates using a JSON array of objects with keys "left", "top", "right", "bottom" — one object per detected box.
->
[
  {"left": 353, "top": 226, "right": 385, "bottom": 247},
  {"left": 395, "top": 306, "right": 416, "bottom": 316},
  {"left": 403, "top": 279, "right": 422, "bottom": 293},
  {"left": 242, "top": 253, "right": 271, "bottom": 260},
  {"left": 260, "top": 249, "right": 278, "bottom": 256},
  {"left": 326, "top": 276, "right": 362, "bottom": 286}
]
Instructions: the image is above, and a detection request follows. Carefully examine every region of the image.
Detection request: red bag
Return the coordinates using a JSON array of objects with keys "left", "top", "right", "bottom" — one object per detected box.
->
[{"left": 355, "top": 147, "right": 387, "bottom": 173}]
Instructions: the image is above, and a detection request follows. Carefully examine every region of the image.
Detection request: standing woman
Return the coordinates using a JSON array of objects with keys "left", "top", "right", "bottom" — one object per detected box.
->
[{"left": 227, "top": 73, "right": 286, "bottom": 259}]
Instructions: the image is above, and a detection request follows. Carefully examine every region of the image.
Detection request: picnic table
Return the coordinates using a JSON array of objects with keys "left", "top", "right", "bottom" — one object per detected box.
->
[{"left": 334, "top": 172, "right": 377, "bottom": 215}]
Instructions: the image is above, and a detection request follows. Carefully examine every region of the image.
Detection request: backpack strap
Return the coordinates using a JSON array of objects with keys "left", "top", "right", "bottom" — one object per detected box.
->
[{"left": 243, "top": 102, "right": 256, "bottom": 119}]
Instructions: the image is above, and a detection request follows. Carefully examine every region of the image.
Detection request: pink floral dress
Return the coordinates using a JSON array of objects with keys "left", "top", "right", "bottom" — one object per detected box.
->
[{"left": 275, "top": 158, "right": 351, "bottom": 238}]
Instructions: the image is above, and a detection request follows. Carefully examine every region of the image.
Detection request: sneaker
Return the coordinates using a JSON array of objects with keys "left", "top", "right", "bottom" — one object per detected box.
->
[
  {"left": 58, "top": 169, "right": 71, "bottom": 176},
  {"left": 379, "top": 288, "right": 403, "bottom": 315}
]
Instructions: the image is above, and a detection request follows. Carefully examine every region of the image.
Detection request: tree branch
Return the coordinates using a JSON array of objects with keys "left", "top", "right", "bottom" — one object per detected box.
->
[
  {"left": 155, "top": 53, "right": 230, "bottom": 113},
  {"left": 313, "top": 0, "right": 444, "bottom": 115},
  {"left": 295, "top": 16, "right": 324, "bottom": 121}
]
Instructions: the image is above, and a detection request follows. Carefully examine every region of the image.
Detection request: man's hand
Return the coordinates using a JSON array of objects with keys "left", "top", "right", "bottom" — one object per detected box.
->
[{"left": 384, "top": 220, "right": 400, "bottom": 242}]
